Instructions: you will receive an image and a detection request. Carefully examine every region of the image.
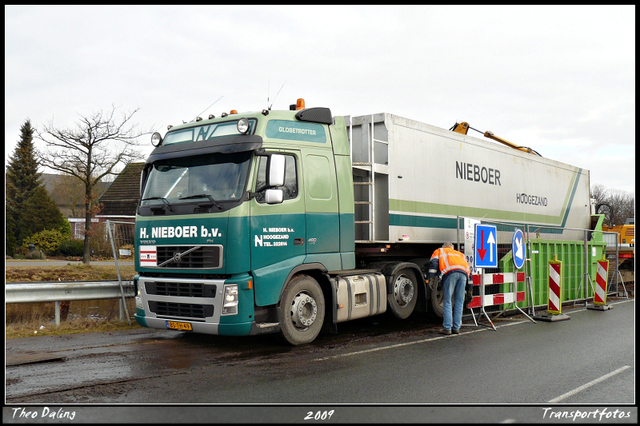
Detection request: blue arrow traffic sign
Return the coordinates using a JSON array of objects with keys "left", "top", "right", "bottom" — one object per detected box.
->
[
  {"left": 512, "top": 228, "right": 526, "bottom": 270},
  {"left": 475, "top": 224, "right": 498, "bottom": 268}
]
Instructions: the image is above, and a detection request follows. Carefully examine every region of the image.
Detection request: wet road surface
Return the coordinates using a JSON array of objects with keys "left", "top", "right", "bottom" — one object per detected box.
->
[{"left": 4, "top": 299, "right": 636, "bottom": 423}]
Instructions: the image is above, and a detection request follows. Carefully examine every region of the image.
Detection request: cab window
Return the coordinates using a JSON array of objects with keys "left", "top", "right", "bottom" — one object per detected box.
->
[{"left": 255, "top": 155, "right": 298, "bottom": 203}]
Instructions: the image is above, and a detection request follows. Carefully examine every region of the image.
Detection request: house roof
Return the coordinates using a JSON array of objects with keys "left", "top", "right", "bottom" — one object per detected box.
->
[
  {"left": 98, "top": 162, "right": 145, "bottom": 216},
  {"left": 40, "top": 173, "right": 111, "bottom": 218}
]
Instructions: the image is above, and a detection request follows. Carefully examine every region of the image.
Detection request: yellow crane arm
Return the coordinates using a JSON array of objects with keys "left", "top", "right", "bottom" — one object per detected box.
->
[{"left": 450, "top": 121, "right": 542, "bottom": 156}]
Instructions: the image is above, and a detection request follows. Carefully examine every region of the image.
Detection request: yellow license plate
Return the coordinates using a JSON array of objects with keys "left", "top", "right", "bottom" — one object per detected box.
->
[{"left": 166, "top": 321, "right": 192, "bottom": 331}]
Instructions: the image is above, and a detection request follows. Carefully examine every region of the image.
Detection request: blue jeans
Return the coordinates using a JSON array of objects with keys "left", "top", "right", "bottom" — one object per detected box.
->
[{"left": 442, "top": 271, "right": 467, "bottom": 331}]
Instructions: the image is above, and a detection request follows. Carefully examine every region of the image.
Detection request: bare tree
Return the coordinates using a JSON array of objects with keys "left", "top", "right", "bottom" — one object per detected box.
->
[
  {"left": 592, "top": 184, "right": 635, "bottom": 226},
  {"left": 37, "top": 105, "right": 147, "bottom": 264}
]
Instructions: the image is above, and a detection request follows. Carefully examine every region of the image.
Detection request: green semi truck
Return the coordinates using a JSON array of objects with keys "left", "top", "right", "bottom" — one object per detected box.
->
[{"left": 133, "top": 99, "right": 592, "bottom": 345}]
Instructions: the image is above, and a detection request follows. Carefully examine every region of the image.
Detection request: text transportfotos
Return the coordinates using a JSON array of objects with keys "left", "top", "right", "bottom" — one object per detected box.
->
[{"left": 542, "top": 407, "right": 631, "bottom": 421}]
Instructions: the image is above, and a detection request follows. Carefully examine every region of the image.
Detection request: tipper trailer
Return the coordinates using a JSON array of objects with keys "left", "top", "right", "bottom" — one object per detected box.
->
[{"left": 133, "top": 99, "right": 593, "bottom": 345}]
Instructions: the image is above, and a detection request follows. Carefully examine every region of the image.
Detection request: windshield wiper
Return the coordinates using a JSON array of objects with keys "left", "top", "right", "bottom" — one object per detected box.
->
[
  {"left": 179, "top": 194, "right": 223, "bottom": 210},
  {"left": 141, "top": 197, "right": 174, "bottom": 212}
]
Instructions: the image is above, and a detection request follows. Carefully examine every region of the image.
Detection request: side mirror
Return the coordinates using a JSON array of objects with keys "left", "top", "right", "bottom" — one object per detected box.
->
[
  {"left": 265, "top": 189, "right": 284, "bottom": 204},
  {"left": 268, "top": 154, "right": 286, "bottom": 187}
]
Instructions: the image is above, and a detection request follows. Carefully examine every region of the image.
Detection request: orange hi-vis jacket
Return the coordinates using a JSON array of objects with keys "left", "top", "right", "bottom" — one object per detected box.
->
[{"left": 428, "top": 247, "right": 471, "bottom": 278}]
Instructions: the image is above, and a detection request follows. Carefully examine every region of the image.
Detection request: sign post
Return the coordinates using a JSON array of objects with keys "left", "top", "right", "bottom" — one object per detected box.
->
[
  {"left": 472, "top": 223, "right": 497, "bottom": 330},
  {"left": 464, "top": 218, "right": 480, "bottom": 273}
]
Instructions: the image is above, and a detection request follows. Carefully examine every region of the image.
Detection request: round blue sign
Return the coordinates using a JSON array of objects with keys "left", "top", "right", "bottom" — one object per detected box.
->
[{"left": 512, "top": 229, "right": 526, "bottom": 270}]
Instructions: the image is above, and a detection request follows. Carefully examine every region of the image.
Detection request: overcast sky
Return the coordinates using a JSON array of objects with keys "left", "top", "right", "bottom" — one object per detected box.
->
[{"left": 5, "top": 5, "right": 635, "bottom": 194}]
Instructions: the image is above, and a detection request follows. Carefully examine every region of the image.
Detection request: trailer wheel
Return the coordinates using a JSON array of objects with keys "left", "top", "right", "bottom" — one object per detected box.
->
[
  {"left": 387, "top": 269, "right": 417, "bottom": 319},
  {"left": 429, "top": 275, "right": 444, "bottom": 318},
  {"left": 278, "top": 275, "right": 325, "bottom": 346}
]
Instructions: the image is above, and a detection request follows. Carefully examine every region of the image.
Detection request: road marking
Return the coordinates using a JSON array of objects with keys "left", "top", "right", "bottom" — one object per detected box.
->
[
  {"left": 548, "top": 366, "right": 631, "bottom": 403},
  {"left": 313, "top": 321, "right": 527, "bottom": 362},
  {"left": 313, "top": 299, "right": 634, "bottom": 363}
]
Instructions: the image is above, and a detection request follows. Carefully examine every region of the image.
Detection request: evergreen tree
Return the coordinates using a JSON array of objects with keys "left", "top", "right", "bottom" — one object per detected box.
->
[
  {"left": 6, "top": 119, "right": 42, "bottom": 252},
  {"left": 6, "top": 212, "right": 17, "bottom": 257},
  {"left": 17, "top": 185, "right": 70, "bottom": 243}
]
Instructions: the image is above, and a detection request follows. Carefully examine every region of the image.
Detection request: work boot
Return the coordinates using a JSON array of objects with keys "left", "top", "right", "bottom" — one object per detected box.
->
[
  {"left": 452, "top": 328, "right": 460, "bottom": 334},
  {"left": 439, "top": 328, "right": 451, "bottom": 335}
]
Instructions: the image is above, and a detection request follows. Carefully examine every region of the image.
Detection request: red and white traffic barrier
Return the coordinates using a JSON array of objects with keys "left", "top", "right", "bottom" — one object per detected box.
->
[
  {"left": 547, "top": 260, "right": 562, "bottom": 314},
  {"left": 468, "top": 272, "right": 526, "bottom": 309},
  {"left": 594, "top": 259, "right": 609, "bottom": 305},
  {"left": 588, "top": 258, "right": 612, "bottom": 311},
  {"left": 533, "top": 257, "right": 570, "bottom": 321},
  {"left": 467, "top": 271, "right": 534, "bottom": 329}
]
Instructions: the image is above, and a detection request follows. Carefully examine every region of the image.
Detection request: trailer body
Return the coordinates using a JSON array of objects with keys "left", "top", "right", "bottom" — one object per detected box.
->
[{"left": 348, "top": 113, "right": 591, "bottom": 246}]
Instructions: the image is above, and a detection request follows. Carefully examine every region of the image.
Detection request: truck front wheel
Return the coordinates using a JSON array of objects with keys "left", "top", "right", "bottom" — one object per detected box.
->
[
  {"left": 387, "top": 269, "right": 418, "bottom": 319},
  {"left": 278, "top": 275, "right": 325, "bottom": 345}
]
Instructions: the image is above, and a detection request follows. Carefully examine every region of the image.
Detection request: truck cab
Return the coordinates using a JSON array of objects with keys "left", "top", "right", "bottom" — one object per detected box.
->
[{"left": 134, "top": 102, "right": 376, "bottom": 345}]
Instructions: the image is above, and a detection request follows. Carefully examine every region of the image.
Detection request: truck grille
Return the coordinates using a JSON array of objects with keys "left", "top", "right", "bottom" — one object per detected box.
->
[
  {"left": 156, "top": 245, "right": 222, "bottom": 269},
  {"left": 145, "top": 281, "right": 217, "bottom": 298},
  {"left": 148, "top": 301, "right": 214, "bottom": 319}
]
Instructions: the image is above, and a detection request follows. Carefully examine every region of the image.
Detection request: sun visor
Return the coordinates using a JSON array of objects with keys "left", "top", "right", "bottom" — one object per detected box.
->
[
  {"left": 295, "top": 107, "right": 333, "bottom": 125},
  {"left": 146, "top": 135, "right": 263, "bottom": 164}
]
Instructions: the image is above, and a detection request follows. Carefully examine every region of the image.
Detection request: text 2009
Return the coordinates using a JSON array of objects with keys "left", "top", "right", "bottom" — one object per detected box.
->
[{"left": 304, "top": 410, "right": 335, "bottom": 421}]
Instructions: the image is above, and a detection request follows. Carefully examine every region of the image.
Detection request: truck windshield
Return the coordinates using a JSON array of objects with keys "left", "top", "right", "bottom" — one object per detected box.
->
[{"left": 141, "top": 152, "right": 252, "bottom": 207}]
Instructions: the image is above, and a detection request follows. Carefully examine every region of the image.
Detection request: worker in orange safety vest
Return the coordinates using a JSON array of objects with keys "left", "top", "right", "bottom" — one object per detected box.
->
[{"left": 428, "top": 242, "right": 472, "bottom": 335}]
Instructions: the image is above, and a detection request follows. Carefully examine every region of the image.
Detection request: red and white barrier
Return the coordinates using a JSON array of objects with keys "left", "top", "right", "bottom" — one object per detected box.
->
[
  {"left": 547, "top": 260, "right": 562, "bottom": 314},
  {"left": 532, "top": 258, "right": 571, "bottom": 321},
  {"left": 594, "top": 259, "right": 609, "bottom": 305},
  {"left": 467, "top": 271, "right": 534, "bottom": 329},
  {"left": 468, "top": 272, "right": 526, "bottom": 309},
  {"left": 588, "top": 258, "right": 612, "bottom": 311}
]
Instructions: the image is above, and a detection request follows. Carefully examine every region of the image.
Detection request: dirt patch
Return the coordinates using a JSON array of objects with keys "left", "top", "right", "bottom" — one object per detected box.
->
[{"left": 5, "top": 264, "right": 136, "bottom": 283}]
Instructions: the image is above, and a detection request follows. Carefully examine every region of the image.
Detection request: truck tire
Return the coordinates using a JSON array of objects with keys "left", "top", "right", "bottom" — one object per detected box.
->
[
  {"left": 278, "top": 274, "right": 325, "bottom": 346},
  {"left": 429, "top": 275, "right": 444, "bottom": 318},
  {"left": 387, "top": 268, "right": 418, "bottom": 319}
]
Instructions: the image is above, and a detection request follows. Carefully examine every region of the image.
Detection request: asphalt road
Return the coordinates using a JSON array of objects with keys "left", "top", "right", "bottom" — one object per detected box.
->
[{"left": 4, "top": 298, "right": 636, "bottom": 423}]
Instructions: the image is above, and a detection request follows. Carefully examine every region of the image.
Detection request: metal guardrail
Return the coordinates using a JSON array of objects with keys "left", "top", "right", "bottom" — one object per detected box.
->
[{"left": 6, "top": 280, "right": 134, "bottom": 325}]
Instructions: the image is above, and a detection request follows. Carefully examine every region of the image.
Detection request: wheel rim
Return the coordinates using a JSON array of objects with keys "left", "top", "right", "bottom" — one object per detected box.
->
[
  {"left": 393, "top": 274, "right": 415, "bottom": 307},
  {"left": 290, "top": 292, "right": 318, "bottom": 328},
  {"left": 434, "top": 288, "right": 443, "bottom": 305}
]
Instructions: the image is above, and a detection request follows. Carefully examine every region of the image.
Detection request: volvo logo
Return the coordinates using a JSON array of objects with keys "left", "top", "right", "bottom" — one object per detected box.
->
[{"left": 157, "top": 245, "right": 202, "bottom": 267}]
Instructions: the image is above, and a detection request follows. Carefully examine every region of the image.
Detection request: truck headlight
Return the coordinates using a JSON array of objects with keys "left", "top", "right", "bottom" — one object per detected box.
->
[
  {"left": 151, "top": 132, "right": 163, "bottom": 147},
  {"left": 135, "top": 279, "right": 144, "bottom": 309},
  {"left": 222, "top": 284, "right": 239, "bottom": 315},
  {"left": 237, "top": 118, "right": 250, "bottom": 134}
]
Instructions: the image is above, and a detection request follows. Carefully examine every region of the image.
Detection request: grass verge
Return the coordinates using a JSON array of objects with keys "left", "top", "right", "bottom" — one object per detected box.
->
[{"left": 6, "top": 262, "right": 142, "bottom": 338}]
